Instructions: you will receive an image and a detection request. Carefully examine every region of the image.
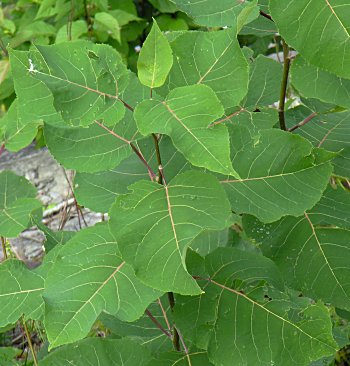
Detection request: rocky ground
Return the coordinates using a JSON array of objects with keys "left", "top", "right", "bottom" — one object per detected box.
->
[{"left": 0, "top": 145, "right": 103, "bottom": 266}]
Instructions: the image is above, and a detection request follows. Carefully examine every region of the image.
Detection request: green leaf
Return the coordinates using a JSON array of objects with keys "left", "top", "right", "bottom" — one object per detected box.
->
[
  {"left": 209, "top": 297, "right": 336, "bottom": 365},
  {"left": 291, "top": 56, "right": 350, "bottom": 109},
  {"left": 135, "top": 84, "right": 238, "bottom": 177},
  {"left": 240, "top": 13, "right": 277, "bottom": 37},
  {"left": 0, "top": 259, "right": 45, "bottom": 327},
  {"left": 0, "top": 171, "right": 41, "bottom": 237},
  {"left": 224, "top": 108, "right": 278, "bottom": 136},
  {"left": 205, "top": 247, "right": 284, "bottom": 289},
  {"left": 9, "top": 21, "right": 56, "bottom": 48},
  {"left": 35, "top": 220, "right": 76, "bottom": 252},
  {"left": 149, "top": 0, "right": 178, "bottom": 13},
  {"left": 244, "top": 55, "right": 282, "bottom": 108},
  {"left": 244, "top": 185, "right": 350, "bottom": 311},
  {"left": 35, "top": 0, "right": 60, "bottom": 20},
  {"left": 137, "top": 20, "right": 173, "bottom": 89},
  {"left": 0, "top": 347, "right": 21, "bottom": 366},
  {"left": 55, "top": 20, "right": 88, "bottom": 43},
  {"left": 307, "top": 185, "right": 350, "bottom": 228},
  {"left": 156, "top": 14, "right": 189, "bottom": 31},
  {"left": 9, "top": 49, "right": 65, "bottom": 128},
  {"left": 94, "top": 12, "right": 121, "bottom": 42},
  {"left": 44, "top": 122, "right": 132, "bottom": 173},
  {"left": 100, "top": 296, "right": 173, "bottom": 353},
  {"left": 74, "top": 136, "right": 191, "bottom": 212},
  {"left": 291, "top": 109, "right": 350, "bottom": 178},
  {"left": 44, "top": 72, "right": 149, "bottom": 172},
  {"left": 270, "top": 0, "right": 350, "bottom": 79},
  {"left": 109, "top": 171, "right": 232, "bottom": 295},
  {"left": 159, "top": 29, "right": 249, "bottom": 110},
  {"left": 40, "top": 338, "right": 153, "bottom": 366},
  {"left": 1, "top": 100, "right": 42, "bottom": 152},
  {"left": 221, "top": 126, "right": 333, "bottom": 223},
  {"left": 175, "top": 248, "right": 337, "bottom": 366},
  {"left": 109, "top": 9, "right": 141, "bottom": 26},
  {"left": 0, "top": 60, "right": 14, "bottom": 100},
  {"left": 170, "top": 0, "right": 258, "bottom": 28},
  {"left": 44, "top": 224, "right": 161, "bottom": 349},
  {"left": 190, "top": 228, "right": 231, "bottom": 257},
  {"left": 0, "top": 242, "right": 64, "bottom": 329},
  {"left": 26, "top": 41, "right": 130, "bottom": 127}
]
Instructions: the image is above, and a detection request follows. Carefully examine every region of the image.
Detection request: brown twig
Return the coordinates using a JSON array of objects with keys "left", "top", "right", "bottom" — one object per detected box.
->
[
  {"left": 83, "top": 0, "right": 93, "bottom": 38},
  {"left": 152, "top": 133, "right": 163, "bottom": 184},
  {"left": 145, "top": 309, "right": 172, "bottom": 338},
  {"left": 288, "top": 112, "right": 318, "bottom": 132},
  {"left": 212, "top": 108, "right": 246, "bottom": 126},
  {"left": 22, "top": 318, "right": 38, "bottom": 366},
  {"left": 157, "top": 298, "right": 171, "bottom": 332},
  {"left": 62, "top": 169, "right": 87, "bottom": 228},
  {"left": 167, "top": 291, "right": 180, "bottom": 351},
  {"left": 278, "top": 40, "right": 291, "bottom": 131},
  {"left": 94, "top": 121, "right": 157, "bottom": 180},
  {"left": 67, "top": 0, "right": 75, "bottom": 41},
  {"left": 259, "top": 10, "right": 273, "bottom": 22}
]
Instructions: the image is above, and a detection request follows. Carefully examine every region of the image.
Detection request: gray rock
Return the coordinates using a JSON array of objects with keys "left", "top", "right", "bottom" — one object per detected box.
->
[{"left": 0, "top": 145, "right": 104, "bottom": 266}]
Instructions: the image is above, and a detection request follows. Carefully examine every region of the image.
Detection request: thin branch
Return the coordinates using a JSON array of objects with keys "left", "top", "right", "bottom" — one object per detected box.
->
[
  {"left": 176, "top": 327, "right": 189, "bottom": 354},
  {"left": 259, "top": 10, "right": 273, "bottom": 22},
  {"left": 62, "top": 169, "right": 87, "bottom": 228},
  {"left": 94, "top": 120, "right": 131, "bottom": 144},
  {"left": 167, "top": 291, "right": 180, "bottom": 351},
  {"left": 278, "top": 40, "right": 291, "bottom": 131},
  {"left": 212, "top": 108, "right": 246, "bottom": 126},
  {"left": 94, "top": 121, "right": 157, "bottom": 180},
  {"left": 22, "top": 318, "right": 38, "bottom": 366},
  {"left": 152, "top": 133, "right": 163, "bottom": 184},
  {"left": 288, "top": 112, "right": 318, "bottom": 132},
  {"left": 130, "top": 144, "right": 157, "bottom": 181},
  {"left": 1, "top": 236, "right": 7, "bottom": 260},
  {"left": 274, "top": 35, "right": 282, "bottom": 63},
  {"left": 83, "top": 0, "right": 93, "bottom": 39},
  {"left": 145, "top": 309, "right": 172, "bottom": 338},
  {"left": 67, "top": 0, "right": 75, "bottom": 41},
  {"left": 157, "top": 298, "right": 171, "bottom": 332},
  {"left": 318, "top": 120, "right": 343, "bottom": 148}
]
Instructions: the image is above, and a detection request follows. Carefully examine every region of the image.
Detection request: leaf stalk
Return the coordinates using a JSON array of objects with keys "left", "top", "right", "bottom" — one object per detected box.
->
[
  {"left": 22, "top": 318, "right": 38, "bottom": 366},
  {"left": 278, "top": 40, "right": 291, "bottom": 131}
]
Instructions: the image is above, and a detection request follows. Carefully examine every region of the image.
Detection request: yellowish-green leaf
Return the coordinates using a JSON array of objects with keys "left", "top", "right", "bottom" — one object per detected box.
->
[{"left": 137, "top": 20, "right": 173, "bottom": 89}]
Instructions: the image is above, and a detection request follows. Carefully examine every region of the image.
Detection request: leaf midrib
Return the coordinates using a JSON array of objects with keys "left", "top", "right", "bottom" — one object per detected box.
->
[
  {"left": 50, "top": 261, "right": 126, "bottom": 346},
  {"left": 220, "top": 162, "right": 328, "bottom": 183},
  {"left": 209, "top": 278, "right": 336, "bottom": 352}
]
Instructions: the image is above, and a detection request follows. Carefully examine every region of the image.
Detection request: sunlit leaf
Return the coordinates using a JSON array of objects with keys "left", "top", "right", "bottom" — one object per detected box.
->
[
  {"left": 159, "top": 29, "right": 249, "bottom": 110},
  {"left": 135, "top": 84, "right": 238, "bottom": 177},
  {"left": 44, "top": 224, "right": 161, "bottom": 348},
  {"left": 221, "top": 126, "right": 333, "bottom": 222},
  {"left": 0, "top": 171, "right": 41, "bottom": 237},
  {"left": 270, "top": 0, "right": 350, "bottom": 79},
  {"left": 109, "top": 171, "right": 232, "bottom": 295},
  {"left": 40, "top": 338, "right": 153, "bottom": 366},
  {"left": 137, "top": 20, "right": 173, "bottom": 89},
  {"left": 244, "top": 185, "right": 350, "bottom": 311}
]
